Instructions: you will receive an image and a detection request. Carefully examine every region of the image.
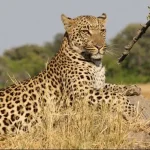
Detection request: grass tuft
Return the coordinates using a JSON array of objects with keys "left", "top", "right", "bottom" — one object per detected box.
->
[{"left": 0, "top": 99, "right": 150, "bottom": 149}]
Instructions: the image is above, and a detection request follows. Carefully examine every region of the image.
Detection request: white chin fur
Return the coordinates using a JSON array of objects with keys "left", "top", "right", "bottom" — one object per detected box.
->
[{"left": 91, "top": 54, "right": 102, "bottom": 59}]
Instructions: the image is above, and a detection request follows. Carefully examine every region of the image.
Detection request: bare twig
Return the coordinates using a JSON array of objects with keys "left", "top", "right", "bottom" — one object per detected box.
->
[{"left": 118, "top": 20, "right": 150, "bottom": 63}]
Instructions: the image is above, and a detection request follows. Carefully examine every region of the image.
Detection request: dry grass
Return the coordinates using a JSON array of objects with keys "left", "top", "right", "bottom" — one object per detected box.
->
[
  {"left": 0, "top": 99, "right": 150, "bottom": 149},
  {"left": 2, "top": 73, "right": 150, "bottom": 148}
]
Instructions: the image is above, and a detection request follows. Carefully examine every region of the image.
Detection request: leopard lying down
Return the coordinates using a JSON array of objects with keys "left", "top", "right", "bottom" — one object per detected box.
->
[{"left": 0, "top": 13, "right": 141, "bottom": 134}]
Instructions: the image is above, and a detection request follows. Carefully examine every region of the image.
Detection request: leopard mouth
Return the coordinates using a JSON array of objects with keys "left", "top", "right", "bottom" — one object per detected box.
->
[
  {"left": 90, "top": 53, "right": 103, "bottom": 67},
  {"left": 91, "top": 53, "right": 103, "bottom": 59},
  {"left": 80, "top": 52, "right": 102, "bottom": 67},
  {"left": 91, "top": 58, "right": 101, "bottom": 67}
]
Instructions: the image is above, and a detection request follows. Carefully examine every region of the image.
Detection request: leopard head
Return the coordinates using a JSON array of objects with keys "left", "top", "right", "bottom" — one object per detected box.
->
[{"left": 61, "top": 13, "right": 107, "bottom": 65}]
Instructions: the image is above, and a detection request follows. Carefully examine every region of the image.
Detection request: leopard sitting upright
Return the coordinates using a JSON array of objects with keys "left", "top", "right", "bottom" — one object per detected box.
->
[{"left": 0, "top": 13, "right": 141, "bottom": 134}]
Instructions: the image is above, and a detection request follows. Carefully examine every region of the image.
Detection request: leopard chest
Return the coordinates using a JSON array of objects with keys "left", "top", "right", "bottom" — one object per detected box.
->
[{"left": 89, "top": 65, "right": 106, "bottom": 90}]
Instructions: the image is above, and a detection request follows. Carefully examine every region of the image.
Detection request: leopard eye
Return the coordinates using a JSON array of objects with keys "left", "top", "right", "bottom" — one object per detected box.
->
[
  {"left": 101, "top": 28, "right": 106, "bottom": 32},
  {"left": 81, "top": 30, "right": 91, "bottom": 36}
]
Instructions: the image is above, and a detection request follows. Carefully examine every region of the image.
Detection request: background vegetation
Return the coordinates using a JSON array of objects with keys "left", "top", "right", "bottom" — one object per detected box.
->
[
  {"left": 104, "top": 23, "right": 150, "bottom": 84},
  {"left": 0, "top": 24, "right": 150, "bottom": 88}
]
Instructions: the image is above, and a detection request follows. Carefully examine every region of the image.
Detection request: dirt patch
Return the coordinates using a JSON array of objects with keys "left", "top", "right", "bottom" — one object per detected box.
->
[{"left": 137, "top": 84, "right": 150, "bottom": 99}]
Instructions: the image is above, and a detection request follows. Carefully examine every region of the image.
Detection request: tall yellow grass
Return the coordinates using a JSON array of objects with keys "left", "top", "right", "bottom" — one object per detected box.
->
[{"left": 0, "top": 99, "right": 150, "bottom": 149}]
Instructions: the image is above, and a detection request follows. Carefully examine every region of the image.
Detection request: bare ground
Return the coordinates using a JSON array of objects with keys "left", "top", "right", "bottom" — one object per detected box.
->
[{"left": 137, "top": 83, "right": 150, "bottom": 99}]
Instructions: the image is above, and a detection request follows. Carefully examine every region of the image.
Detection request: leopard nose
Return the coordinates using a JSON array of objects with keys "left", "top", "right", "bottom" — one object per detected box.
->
[{"left": 95, "top": 45, "right": 103, "bottom": 50}]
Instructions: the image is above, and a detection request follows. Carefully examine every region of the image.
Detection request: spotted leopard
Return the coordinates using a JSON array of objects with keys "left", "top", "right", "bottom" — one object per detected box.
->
[{"left": 0, "top": 13, "right": 141, "bottom": 134}]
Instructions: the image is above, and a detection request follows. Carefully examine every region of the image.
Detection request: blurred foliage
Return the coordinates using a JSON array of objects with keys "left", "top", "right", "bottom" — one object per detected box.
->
[
  {"left": 104, "top": 23, "right": 150, "bottom": 84},
  {"left": 0, "top": 34, "right": 63, "bottom": 87},
  {"left": 0, "top": 23, "right": 150, "bottom": 88}
]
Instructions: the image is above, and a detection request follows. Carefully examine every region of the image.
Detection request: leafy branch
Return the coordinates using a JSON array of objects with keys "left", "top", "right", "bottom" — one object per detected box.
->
[{"left": 118, "top": 6, "right": 150, "bottom": 63}]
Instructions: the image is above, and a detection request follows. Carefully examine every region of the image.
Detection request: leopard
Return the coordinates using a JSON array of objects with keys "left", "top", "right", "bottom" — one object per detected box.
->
[{"left": 0, "top": 13, "right": 141, "bottom": 135}]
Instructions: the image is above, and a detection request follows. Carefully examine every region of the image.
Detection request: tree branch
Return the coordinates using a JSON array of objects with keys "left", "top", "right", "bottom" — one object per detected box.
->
[{"left": 118, "top": 19, "right": 150, "bottom": 63}]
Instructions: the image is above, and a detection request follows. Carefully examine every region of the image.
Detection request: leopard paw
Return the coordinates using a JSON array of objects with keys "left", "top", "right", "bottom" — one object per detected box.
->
[{"left": 124, "top": 85, "right": 141, "bottom": 96}]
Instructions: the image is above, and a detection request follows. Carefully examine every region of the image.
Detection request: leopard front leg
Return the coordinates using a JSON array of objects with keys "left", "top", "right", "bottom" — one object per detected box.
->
[
  {"left": 85, "top": 88, "right": 137, "bottom": 120},
  {"left": 104, "top": 83, "right": 141, "bottom": 96},
  {"left": 67, "top": 86, "right": 137, "bottom": 121},
  {"left": 65, "top": 78, "right": 137, "bottom": 120}
]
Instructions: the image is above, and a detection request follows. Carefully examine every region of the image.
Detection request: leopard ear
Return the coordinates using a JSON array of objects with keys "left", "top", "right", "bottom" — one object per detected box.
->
[
  {"left": 97, "top": 13, "right": 107, "bottom": 24},
  {"left": 61, "top": 14, "right": 74, "bottom": 32}
]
